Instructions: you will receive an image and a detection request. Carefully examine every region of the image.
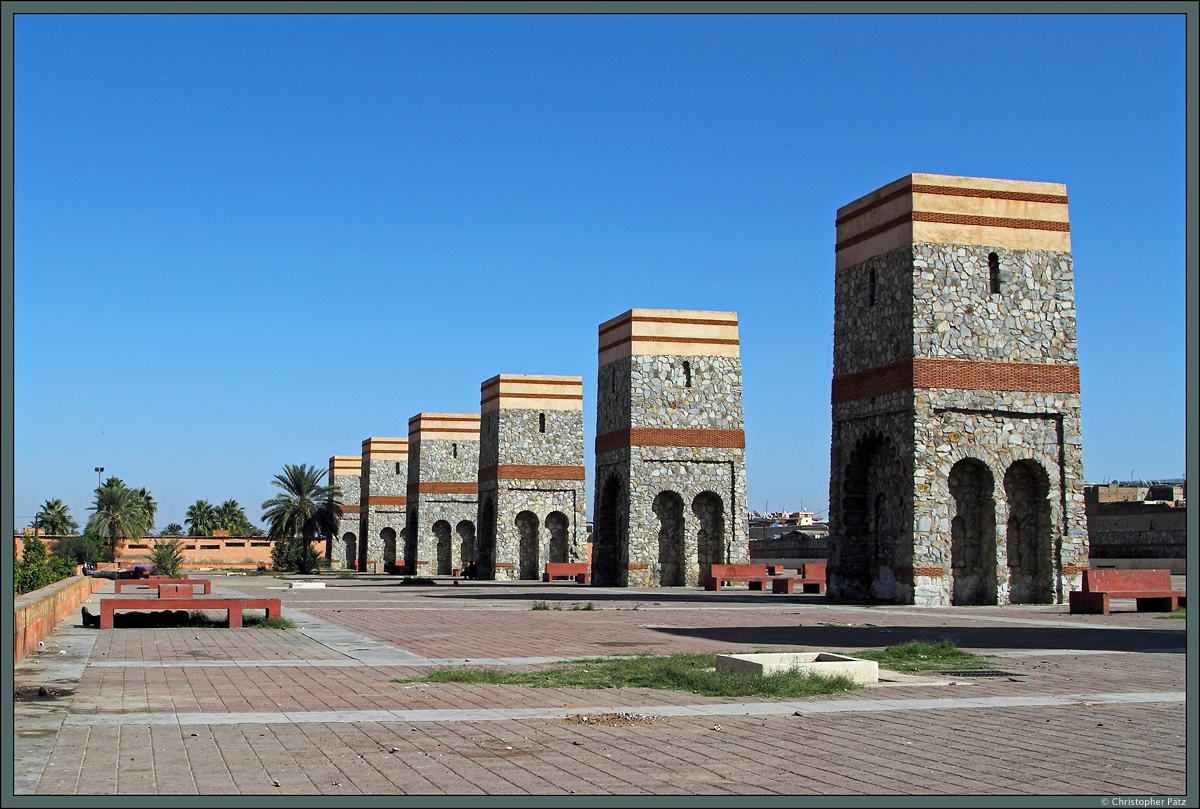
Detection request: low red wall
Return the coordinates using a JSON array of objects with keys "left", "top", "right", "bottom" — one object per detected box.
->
[{"left": 13, "top": 574, "right": 106, "bottom": 665}]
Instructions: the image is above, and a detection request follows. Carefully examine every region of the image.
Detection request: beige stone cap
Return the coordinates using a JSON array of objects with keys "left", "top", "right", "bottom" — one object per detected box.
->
[
  {"left": 598, "top": 308, "right": 740, "bottom": 365},
  {"left": 329, "top": 455, "right": 363, "bottom": 477},
  {"left": 408, "top": 412, "right": 481, "bottom": 441},
  {"left": 360, "top": 437, "right": 408, "bottom": 460},
  {"left": 481, "top": 374, "right": 584, "bottom": 412},
  {"left": 835, "top": 172, "right": 1071, "bottom": 269}
]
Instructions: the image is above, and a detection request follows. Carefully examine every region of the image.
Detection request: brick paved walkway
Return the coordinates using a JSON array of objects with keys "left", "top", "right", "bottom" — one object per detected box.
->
[{"left": 12, "top": 574, "right": 1192, "bottom": 797}]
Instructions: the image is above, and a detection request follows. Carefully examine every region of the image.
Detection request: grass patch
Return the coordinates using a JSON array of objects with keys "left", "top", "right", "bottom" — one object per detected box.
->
[
  {"left": 395, "top": 652, "right": 859, "bottom": 698},
  {"left": 243, "top": 615, "right": 296, "bottom": 629},
  {"left": 852, "top": 639, "right": 991, "bottom": 673},
  {"left": 1157, "top": 606, "right": 1186, "bottom": 619},
  {"left": 530, "top": 601, "right": 550, "bottom": 610}
]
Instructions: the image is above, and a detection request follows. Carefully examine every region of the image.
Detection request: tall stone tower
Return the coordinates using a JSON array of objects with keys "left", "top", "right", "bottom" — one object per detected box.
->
[
  {"left": 828, "top": 173, "right": 1087, "bottom": 606},
  {"left": 328, "top": 455, "right": 362, "bottom": 569},
  {"left": 476, "top": 374, "right": 586, "bottom": 581},
  {"left": 592, "top": 308, "right": 749, "bottom": 587},
  {"left": 405, "top": 413, "right": 480, "bottom": 576},
  {"left": 359, "top": 437, "right": 408, "bottom": 573}
]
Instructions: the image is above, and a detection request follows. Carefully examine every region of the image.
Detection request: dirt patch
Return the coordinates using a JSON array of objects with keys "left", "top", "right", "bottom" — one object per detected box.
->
[
  {"left": 566, "top": 712, "right": 666, "bottom": 727},
  {"left": 13, "top": 685, "right": 75, "bottom": 701}
]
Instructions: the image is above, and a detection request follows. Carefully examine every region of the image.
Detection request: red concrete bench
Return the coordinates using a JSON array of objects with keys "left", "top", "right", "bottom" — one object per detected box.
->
[
  {"left": 1069, "top": 569, "right": 1186, "bottom": 615},
  {"left": 115, "top": 578, "right": 211, "bottom": 594},
  {"left": 705, "top": 564, "right": 779, "bottom": 591},
  {"left": 99, "top": 596, "right": 281, "bottom": 629},
  {"left": 544, "top": 563, "right": 590, "bottom": 584}
]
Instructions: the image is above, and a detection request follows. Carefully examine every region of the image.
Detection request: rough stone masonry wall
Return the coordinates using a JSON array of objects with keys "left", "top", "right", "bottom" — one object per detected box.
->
[
  {"left": 409, "top": 438, "right": 479, "bottom": 576},
  {"left": 332, "top": 472, "right": 360, "bottom": 569},
  {"left": 485, "top": 408, "right": 586, "bottom": 581},
  {"left": 596, "top": 353, "right": 748, "bottom": 587},
  {"left": 361, "top": 458, "right": 406, "bottom": 571},
  {"left": 829, "top": 242, "right": 1084, "bottom": 606}
]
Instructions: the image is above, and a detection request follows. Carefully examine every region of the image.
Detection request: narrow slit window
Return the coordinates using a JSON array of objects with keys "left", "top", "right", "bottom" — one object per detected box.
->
[
  {"left": 988, "top": 252, "right": 1001, "bottom": 294},
  {"left": 682, "top": 360, "right": 692, "bottom": 388},
  {"left": 868, "top": 267, "right": 877, "bottom": 306},
  {"left": 539, "top": 412, "right": 546, "bottom": 433},
  {"left": 395, "top": 461, "right": 401, "bottom": 474},
  {"left": 452, "top": 443, "right": 458, "bottom": 459}
]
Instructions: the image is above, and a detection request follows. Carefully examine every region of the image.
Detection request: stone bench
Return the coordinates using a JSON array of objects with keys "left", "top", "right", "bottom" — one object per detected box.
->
[
  {"left": 1068, "top": 569, "right": 1186, "bottom": 615},
  {"left": 543, "top": 563, "right": 590, "bottom": 584},
  {"left": 99, "top": 596, "right": 282, "bottom": 629},
  {"left": 114, "top": 578, "right": 211, "bottom": 595}
]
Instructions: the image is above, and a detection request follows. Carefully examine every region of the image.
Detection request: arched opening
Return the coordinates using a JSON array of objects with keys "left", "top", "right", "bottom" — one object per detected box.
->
[
  {"left": 653, "top": 491, "right": 685, "bottom": 586},
  {"left": 342, "top": 532, "right": 357, "bottom": 571},
  {"left": 455, "top": 520, "right": 476, "bottom": 570},
  {"left": 1005, "top": 459, "right": 1053, "bottom": 604},
  {"left": 593, "top": 476, "right": 623, "bottom": 586},
  {"left": 988, "top": 252, "right": 1001, "bottom": 294},
  {"left": 432, "top": 520, "right": 452, "bottom": 576},
  {"left": 838, "top": 431, "right": 904, "bottom": 600},
  {"left": 515, "top": 511, "right": 540, "bottom": 580},
  {"left": 949, "top": 459, "right": 997, "bottom": 605},
  {"left": 403, "top": 513, "right": 418, "bottom": 575},
  {"left": 693, "top": 491, "right": 726, "bottom": 583},
  {"left": 380, "top": 527, "right": 397, "bottom": 570},
  {"left": 546, "top": 511, "right": 570, "bottom": 564},
  {"left": 477, "top": 496, "right": 496, "bottom": 580}
]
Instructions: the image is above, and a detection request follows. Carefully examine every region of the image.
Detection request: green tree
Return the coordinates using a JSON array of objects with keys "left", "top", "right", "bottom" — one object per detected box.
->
[
  {"left": 185, "top": 500, "right": 217, "bottom": 537},
  {"left": 87, "top": 477, "right": 152, "bottom": 561},
  {"left": 134, "top": 487, "right": 157, "bottom": 534},
  {"left": 15, "top": 537, "right": 75, "bottom": 594},
  {"left": 261, "top": 463, "right": 342, "bottom": 574},
  {"left": 33, "top": 498, "right": 76, "bottom": 536},
  {"left": 149, "top": 538, "right": 185, "bottom": 579},
  {"left": 216, "top": 499, "right": 254, "bottom": 535},
  {"left": 160, "top": 523, "right": 185, "bottom": 537},
  {"left": 54, "top": 532, "right": 104, "bottom": 566}
]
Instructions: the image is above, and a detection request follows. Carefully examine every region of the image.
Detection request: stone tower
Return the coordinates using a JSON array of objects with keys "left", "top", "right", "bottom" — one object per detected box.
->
[
  {"left": 476, "top": 374, "right": 586, "bottom": 581},
  {"left": 592, "top": 308, "right": 749, "bottom": 587},
  {"left": 328, "top": 454, "right": 361, "bottom": 569},
  {"left": 405, "top": 413, "right": 480, "bottom": 576},
  {"left": 827, "top": 173, "right": 1087, "bottom": 606},
  {"left": 358, "top": 437, "right": 408, "bottom": 573}
]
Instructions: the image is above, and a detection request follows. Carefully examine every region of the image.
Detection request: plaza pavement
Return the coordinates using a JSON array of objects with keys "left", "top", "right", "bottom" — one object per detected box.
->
[{"left": 11, "top": 572, "right": 1191, "bottom": 798}]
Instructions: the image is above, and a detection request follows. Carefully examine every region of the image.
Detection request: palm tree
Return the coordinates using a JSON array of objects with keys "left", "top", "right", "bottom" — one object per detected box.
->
[
  {"left": 261, "top": 463, "right": 342, "bottom": 573},
  {"left": 33, "top": 499, "right": 76, "bottom": 536},
  {"left": 87, "top": 479, "right": 152, "bottom": 561},
  {"left": 134, "top": 487, "right": 157, "bottom": 534},
  {"left": 216, "top": 499, "right": 253, "bottom": 535},
  {"left": 185, "top": 500, "right": 217, "bottom": 537},
  {"left": 160, "top": 523, "right": 185, "bottom": 537}
]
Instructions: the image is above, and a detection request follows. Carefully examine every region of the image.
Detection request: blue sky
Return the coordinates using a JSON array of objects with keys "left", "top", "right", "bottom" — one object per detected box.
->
[{"left": 11, "top": 12, "right": 1188, "bottom": 532}]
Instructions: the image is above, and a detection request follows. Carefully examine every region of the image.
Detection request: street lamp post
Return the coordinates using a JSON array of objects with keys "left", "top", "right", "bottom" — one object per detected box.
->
[{"left": 95, "top": 467, "right": 104, "bottom": 489}]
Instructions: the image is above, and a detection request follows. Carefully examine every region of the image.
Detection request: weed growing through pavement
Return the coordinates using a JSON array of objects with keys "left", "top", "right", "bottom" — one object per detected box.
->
[
  {"left": 394, "top": 652, "right": 859, "bottom": 698},
  {"left": 530, "top": 601, "right": 550, "bottom": 611}
]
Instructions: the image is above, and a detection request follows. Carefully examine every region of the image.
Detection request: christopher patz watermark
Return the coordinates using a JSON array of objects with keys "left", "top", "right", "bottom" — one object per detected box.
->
[{"left": 1101, "top": 799, "right": 1188, "bottom": 806}]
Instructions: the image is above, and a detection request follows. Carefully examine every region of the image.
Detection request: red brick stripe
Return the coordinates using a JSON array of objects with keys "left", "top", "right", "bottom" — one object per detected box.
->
[
  {"left": 596, "top": 428, "right": 746, "bottom": 454},
  {"left": 835, "top": 180, "right": 1067, "bottom": 227},
  {"left": 832, "top": 359, "right": 1080, "bottom": 403},
  {"left": 599, "top": 334, "right": 740, "bottom": 354},
  {"left": 363, "top": 496, "right": 407, "bottom": 506},
  {"left": 406, "top": 482, "right": 478, "bottom": 495},
  {"left": 338, "top": 505, "right": 360, "bottom": 514},
  {"left": 835, "top": 210, "right": 1069, "bottom": 253},
  {"left": 622, "top": 563, "right": 650, "bottom": 571},
  {"left": 598, "top": 315, "right": 739, "bottom": 338},
  {"left": 834, "top": 212, "right": 912, "bottom": 252},
  {"left": 478, "top": 464, "right": 586, "bottom": 482},
  {"left": 1062, "top": 564, "right": 1089, "bottom": 575},
  {"left": 891, "top": 565, "right": 947, "bottom": 578},
  {"left": 408, "top": 427, "right": 480, "bottom": 436},
  {"left": 480, "top": 392, "right": 583, "bottom": 406}
]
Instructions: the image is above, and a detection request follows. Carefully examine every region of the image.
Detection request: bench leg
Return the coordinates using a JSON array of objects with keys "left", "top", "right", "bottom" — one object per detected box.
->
[
  {"left": 267, "top": 603, "right": 281, "bottom": 620},
  {"left": 228, "top": 608, "right": 242, "bottom": 629},
  {"left": 100, "top": 604, "right": 114, "bottom": 630},
  {"left": 1069, "top": 591, "right": 1108, "bottom": 615}
]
